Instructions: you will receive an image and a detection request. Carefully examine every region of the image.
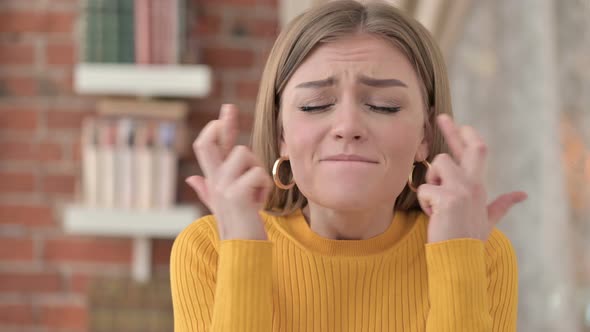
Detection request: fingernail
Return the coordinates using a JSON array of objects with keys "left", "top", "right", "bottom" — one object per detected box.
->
[
  {"left": 220, "top": 104, "right": 229, "bottom": 118},
  {"left": 185, "top": 177, "right": 194, "bottom": 186}
]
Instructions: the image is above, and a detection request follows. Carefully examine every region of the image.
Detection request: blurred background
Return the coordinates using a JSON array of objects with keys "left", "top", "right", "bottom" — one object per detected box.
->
[{"left": 0, "top": 0, "right": 587, "bottom": 331}]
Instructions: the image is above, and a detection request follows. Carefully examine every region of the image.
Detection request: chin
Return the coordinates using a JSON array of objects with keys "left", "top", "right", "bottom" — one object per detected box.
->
[{"left": 305, "top": 186, "right": 392, "bottom": 212}]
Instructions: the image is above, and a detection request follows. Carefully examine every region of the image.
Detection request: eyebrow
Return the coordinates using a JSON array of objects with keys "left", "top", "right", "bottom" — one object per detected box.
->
[
  {"left": 295, "top": 75, "right": 407, "bottom": 89},
  {"left": 358, "top": 75, "right": 408, "bottom": 88},
  {"left": 295, "top": 77, "right": 336, "bottom": 89}
]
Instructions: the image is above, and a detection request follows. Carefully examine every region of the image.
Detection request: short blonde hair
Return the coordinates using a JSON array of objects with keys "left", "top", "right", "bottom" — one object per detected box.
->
[{"left": 251, "top": 0, "right": 452, "bottom": 216}]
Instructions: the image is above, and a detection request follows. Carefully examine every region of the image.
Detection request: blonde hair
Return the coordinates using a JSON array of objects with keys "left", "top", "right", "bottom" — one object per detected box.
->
[{"left": 251, "top": 0, "right": 451, "bottom": 216}]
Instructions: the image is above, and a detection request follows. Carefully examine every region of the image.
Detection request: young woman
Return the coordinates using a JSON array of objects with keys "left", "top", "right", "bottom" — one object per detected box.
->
[{"left": 171, "top": 1, "right": 527, "bottom": 331}]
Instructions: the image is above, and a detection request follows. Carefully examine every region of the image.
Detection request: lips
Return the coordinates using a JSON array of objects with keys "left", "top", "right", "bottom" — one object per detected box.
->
[{"left": 322, "top": 154, "right": 378, "bottom": 163}]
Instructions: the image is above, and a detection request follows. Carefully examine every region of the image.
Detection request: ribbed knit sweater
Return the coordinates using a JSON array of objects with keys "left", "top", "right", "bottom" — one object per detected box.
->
[{"left": 170, "top": 209, "right": 518, "bottom": 331}]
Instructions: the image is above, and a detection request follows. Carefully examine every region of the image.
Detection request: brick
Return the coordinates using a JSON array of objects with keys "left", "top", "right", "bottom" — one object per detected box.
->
[
  {"left": 232, "top": 18, "right": 278, "bottom": 38},
  {"left": 43, "top": 70, "right": 74, "bottom": 95},
  {"left": 208, "top": 77, "right": 224, "bottom": 99},
  {"left": 0, "top": 142, "right": 62, "bottom": 162},
  {"left": 236, "top": 80, "right": 260, "bottom": 99},
  {"left": 249, "top": 18, "right": 279, "bottom": 37},
  {"left": 0, "top": 303, "right": 34, "bottom": 325},
  {"left": 0, "top": 237, "right": 34, "bottom": 261},
  {"left": 186, "top": 102, "right": 221, "bottom": 128},
  {"left": 45, "top": 12, "right": 77, "bottom": 34},
  {"left": 194, "top": 15, "right": 222, "bottom": 36},
  {"left": 238, "top": 110, "right": 255, "bottom": 131},
  {"left": 0, "top": 109, "right": 38, "bottom": 131},
  {"left": 152, "top": 239, "right": 174, "bottom": 266},
  {"left": 0, "top": 11, "right": 76, "bottom": 34},
  {"left": 71, "top": 139, "right": 81, "bottom": 161},
  {"left": 0, "top": 76, "right": 37, "bottom": 97},
  {"left": 0, "top": 172, "right": 35, "bottom": 193},
  {"left": 36, "top": 143, "right": 62, "bottom": 161},
  {"left": 0, "top": 142, "right": 34, "bottom": 160},
  {"left": 42, "top": 174, "right": 76, "bottom": 194},
  {"left": 201, "top": 0, "right": 277, "bottom": 6},
  {"left": 36, "top": 74, "right": 70, "bottom": 96},
  {"left": 39, "top": 142, "right": 63, "bottom": 161},
  {"left": 44, "top": 237, "right": 132, "bottom": 264},
  {"left": 40, "top": 304, "right": 87, "bottom": 330},
  {"left": 0, "top": 271, "right": 61, "bottom": 293},
  {"left": 0, "top": 205, "right": 55, "bottom": 227},
  {"left": 0, "top": 43, "right": 35, "bottom": 65},
  {"left": 201, "top": 0, "right": 257, "bottom": 5},
  {"left": 47, "top": 110, "right": 92, "bottom": 129},
  {"left": 70, "top": 273, "right": 92, "bottom": 294},
  {"left": 203, "top": 47, "right": 255, "bottom": 68},
  {"left": 258, "top": 0, "right": 278, "bottom": 8},
  {"left": 46, "top": 42, "right": 76, "bottom": 66}
]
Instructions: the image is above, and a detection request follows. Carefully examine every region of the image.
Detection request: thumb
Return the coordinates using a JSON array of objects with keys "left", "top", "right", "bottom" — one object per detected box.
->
[
  {"left": 186, "top": 175, "right": 211, "bottom": 209},
  {"left": 487, "top": 191, "right": 528, "bottom": 225}
]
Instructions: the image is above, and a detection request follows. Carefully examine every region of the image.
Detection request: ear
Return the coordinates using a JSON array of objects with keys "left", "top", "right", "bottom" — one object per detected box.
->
[
  {"left": 415, "top": 139, "right": 429, "bottom": 162},
  {"left": 277, "top": 107, "right": 288, "bottom": 157},
  {"left": 279, "top": 137, "right": 288, "bottom": 157}
]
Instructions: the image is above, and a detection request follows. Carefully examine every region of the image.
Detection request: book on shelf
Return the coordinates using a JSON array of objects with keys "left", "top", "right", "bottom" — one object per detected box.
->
[
  {"left": 82, "top": 0, "right": 185, "bottom": 65},
  {"left": 103, "top": 0, "right": 119, "bottom": 63},
  {"left": 120, "top": 0, "right": 135, "bottom": 63},
  {"left": 150, "top": 0, "right": 161, "bottom": 64},
  {"left": 134, "top": 0, "right": 151, "bottom": 64},
  {"left": 83, "top": 0, "right": 99, "bottom": 62},
  {"left": 80, "top": 100, "right": 188, "bottom": 210}
]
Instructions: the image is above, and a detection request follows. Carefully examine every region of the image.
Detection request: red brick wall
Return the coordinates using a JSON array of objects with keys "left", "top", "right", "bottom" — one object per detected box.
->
[{"left": 0, "top": 0, "right": 278, "bottom": 330}]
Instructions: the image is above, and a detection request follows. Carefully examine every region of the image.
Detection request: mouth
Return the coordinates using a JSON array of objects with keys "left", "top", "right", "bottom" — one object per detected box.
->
[{"left": 321, "top": 154, "right": 379, "bottom": 163}]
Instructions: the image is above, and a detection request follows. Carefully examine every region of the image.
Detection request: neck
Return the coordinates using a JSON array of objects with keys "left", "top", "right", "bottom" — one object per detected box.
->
[{"left": 301, "top": 202, "right": 395, "bottom": 240}]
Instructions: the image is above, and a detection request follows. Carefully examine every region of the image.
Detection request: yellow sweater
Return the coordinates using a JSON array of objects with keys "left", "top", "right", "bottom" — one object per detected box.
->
[{"left": 171, "top": 209, "right": 518, "bottom": 331}]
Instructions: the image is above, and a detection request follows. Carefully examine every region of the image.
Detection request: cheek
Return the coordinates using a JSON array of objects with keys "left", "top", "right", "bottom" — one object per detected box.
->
[
  {"left": 378, "top": 120, "right": 424, "bottom": 172},
  {"left": 282, "top": 116, "right": 321, "bottom": 171},
  {"left": 283, "top": 110, "right": 319, "bottom": 151},
  {"left": 384, "top": 130, "right": 421, "bottom": 156},
  {"left": 283, "top": 121, "right": 331, "bottom": 199}
]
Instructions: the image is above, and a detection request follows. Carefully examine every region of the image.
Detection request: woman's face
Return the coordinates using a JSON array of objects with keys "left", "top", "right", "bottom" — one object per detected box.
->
[{"left": 280, "top": 33, "right": 430, "bottom": 211}]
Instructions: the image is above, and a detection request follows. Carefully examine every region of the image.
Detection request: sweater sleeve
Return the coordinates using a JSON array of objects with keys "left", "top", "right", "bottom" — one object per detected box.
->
[
  {"left": 170, "top": 215, "right": 274, "bottom": 331},
  {"left": 424, "top": 229, "right": 518, "bottom": 332},
  {"left": 484, "top": 229, "right": 519, "bottom": 331}
]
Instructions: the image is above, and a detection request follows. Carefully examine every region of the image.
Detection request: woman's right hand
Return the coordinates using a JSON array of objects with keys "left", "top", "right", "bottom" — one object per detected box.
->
[{"left": 185, "top": 104, "right": 272, "bottom": 241}]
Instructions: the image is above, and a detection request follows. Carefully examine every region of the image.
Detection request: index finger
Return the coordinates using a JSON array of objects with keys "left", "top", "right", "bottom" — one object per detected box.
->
[
  {"left": 219, "top": 104, "right": 239, "bottom": 158},
  {"left": 437, "top": 114, "right": 465, "bottom": 161}
]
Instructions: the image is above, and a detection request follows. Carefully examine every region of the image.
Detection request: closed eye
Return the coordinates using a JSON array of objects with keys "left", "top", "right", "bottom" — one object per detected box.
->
[
  {"left": 298, "top": 104, "right": 401, "bottom": 113},
  {"left": 366, "top": 104, "right": 401, "bottom": 113},
  {"left": 298, "top": 104, "right": 334, "bottom": 112}
]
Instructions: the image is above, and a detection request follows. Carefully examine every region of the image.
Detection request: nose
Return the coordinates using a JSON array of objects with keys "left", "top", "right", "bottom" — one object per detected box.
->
[{"left": 331, "top": 103, "right": 367, "bottom": 142}]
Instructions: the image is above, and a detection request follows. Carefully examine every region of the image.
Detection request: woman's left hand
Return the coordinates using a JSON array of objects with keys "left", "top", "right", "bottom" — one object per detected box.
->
[{"left": 417, "top": 114, "right": 528, "bottom": 243}]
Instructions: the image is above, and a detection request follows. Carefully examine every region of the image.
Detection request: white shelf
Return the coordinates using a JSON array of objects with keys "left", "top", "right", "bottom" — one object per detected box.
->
[
  {"left": 74, "top": 63, "right": 212, "bottom": 98},
  {"left": 63, "top": 204, "right": 205, "bottom": 283},
  {"left": 63, "top": 204, "right": 203, "bottom": 238}
]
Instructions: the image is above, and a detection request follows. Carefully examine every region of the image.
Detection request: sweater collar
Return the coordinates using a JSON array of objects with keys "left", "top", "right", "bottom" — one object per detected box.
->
[{"left": 275, "top": 208, "right": 422, "bottom": 257}]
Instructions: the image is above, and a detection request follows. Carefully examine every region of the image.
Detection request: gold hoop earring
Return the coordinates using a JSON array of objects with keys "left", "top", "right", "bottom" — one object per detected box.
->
[
  {"left": 272, "top": 156, "right": 295, "bottom": 190},
  {"left": 408, "top": 160, "right": 431, "bottom": 192}
]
